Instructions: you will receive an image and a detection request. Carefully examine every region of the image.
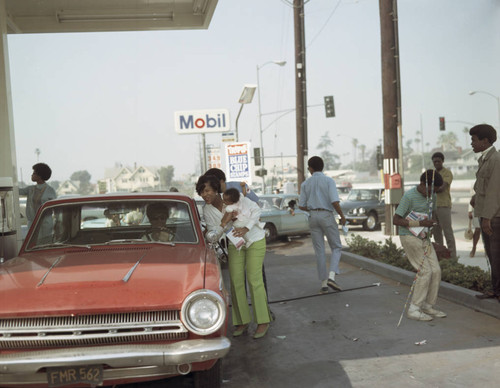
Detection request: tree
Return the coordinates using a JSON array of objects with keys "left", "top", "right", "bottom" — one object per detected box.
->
[
  {"left": 70, "top": 170, "right": 92, "bottom": 194},
  {"left": 438, "top": 132, "right": 459, "bottom": 151},
  {"left": 158, "top": 166, "right": 175, "bottom": 190},
  {"left": 317, "top": 131, "right": 333, "bottom": 151},
  {"left": 316, "top": 132, "right": 340, "bottom": 169}
]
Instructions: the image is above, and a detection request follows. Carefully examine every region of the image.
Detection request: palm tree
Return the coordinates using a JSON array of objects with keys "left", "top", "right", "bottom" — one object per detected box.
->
[
  {"left": 352, "top": 138, "right": 358, "bottom": 169},
  {"left": 359, "top": 144, "right": 366, "bottom": 162}
]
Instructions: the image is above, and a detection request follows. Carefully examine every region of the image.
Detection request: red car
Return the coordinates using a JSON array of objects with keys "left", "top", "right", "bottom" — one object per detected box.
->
[{"left": 0, "top": 193, "right": 230, "bottom": 388}]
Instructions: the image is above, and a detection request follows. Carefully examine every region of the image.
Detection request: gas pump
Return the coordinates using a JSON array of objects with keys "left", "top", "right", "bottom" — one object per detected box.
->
[{"left": 0, "top": 177, "right": 17, "bottom": 262}]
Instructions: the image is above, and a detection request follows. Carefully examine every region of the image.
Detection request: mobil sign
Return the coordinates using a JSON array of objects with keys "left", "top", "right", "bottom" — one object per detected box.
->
[
  {"left": 174, "top": 109, "right": 231, "bottom": 134},
  {"left": 225, "top": 142, "right": 252, "bottom": 184}
]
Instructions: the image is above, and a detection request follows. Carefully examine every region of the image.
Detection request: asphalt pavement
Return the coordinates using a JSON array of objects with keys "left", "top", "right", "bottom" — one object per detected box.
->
[{"left": 221, "top": 235, "right": 500, "bottom": 388}]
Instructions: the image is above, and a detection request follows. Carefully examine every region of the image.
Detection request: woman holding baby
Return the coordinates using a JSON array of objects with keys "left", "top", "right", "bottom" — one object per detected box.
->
[{"left": 195, "top": 175, "right": 271, "bottom": 339}]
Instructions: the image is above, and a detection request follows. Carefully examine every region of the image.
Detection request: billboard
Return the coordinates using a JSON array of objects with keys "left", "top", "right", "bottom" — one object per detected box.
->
[
  {"left": 207, "top": 145, "right": 222, "bottom": 169},
  {"left": 225, "top": 142, "right": 252, "bottom": 184},
  {"left": 174, "top": 109, "right": 230, "bottom": 134}
]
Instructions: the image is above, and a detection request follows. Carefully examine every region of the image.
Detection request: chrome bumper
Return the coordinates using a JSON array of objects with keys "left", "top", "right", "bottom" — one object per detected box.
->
[{"left": 0, "top": 338, "right": 230, "bottom": 385}]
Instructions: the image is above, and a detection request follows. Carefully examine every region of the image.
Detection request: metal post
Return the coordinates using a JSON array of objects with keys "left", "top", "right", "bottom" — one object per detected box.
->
[
  {"left": 235, "top": 103, "right": 244, "bottom": 143},
  {"left": 256, "top": 65, "right": 266, "bottom": 192}
]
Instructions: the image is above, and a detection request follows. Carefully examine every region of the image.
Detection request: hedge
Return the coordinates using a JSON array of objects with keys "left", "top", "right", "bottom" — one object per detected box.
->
[{"left": 345, "top": 234, "right": 492, "bottom": 293}]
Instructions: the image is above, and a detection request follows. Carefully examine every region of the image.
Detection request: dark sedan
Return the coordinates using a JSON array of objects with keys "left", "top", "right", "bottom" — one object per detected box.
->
[{"left": 340, "top": 187, "right": 385, "bottom": 231}]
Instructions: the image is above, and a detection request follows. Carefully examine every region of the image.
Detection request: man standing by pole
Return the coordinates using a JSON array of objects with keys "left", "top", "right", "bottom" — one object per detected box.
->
[
  {"left": 469, "top": 124, "right": 500, "bottom": 301},
  {"left": 431, "top": 152, "right": 457, "bottom": 259},
  {"left": 299, "top": 156, "right": 346, "bottom": 294}
]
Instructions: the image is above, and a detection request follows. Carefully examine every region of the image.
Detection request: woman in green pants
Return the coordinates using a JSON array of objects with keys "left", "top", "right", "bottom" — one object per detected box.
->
[{"left": 196, "top": 175, "right": 271, "bottom": 339}]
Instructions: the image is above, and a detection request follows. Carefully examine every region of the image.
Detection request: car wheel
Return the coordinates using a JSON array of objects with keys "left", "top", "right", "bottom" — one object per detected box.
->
[
  {"left": 264, "top": 223, "right": 278, "bottom": 243},
  {"left": 194, "top": 359, "right": 222, "bottom": 388},
  {"left": 363, "top": 212, "right": 378, "bottom": 231}
]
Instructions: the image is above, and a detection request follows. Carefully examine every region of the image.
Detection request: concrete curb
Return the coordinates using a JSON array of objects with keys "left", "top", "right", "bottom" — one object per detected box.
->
[{"left": 341, "top": 250, "right": 500, "bottom": 320}]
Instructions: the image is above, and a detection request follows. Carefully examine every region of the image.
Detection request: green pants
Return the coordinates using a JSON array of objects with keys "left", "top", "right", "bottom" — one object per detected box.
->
[{"left": 228, "top": 238, "right": 271, "bottom": 326}]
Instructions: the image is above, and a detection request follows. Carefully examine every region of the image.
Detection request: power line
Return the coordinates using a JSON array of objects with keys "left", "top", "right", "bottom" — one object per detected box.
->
[{"left": 307, "top": 0, "right": 342, "bottom": 49}]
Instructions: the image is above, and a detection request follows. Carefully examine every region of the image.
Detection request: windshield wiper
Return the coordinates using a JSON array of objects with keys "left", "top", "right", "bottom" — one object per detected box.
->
[
  {"left": 104, "top": 239, "right": 149, "bottom": 245},
  {"left": 31, "top": 242, "right": 92, "bottom": 250}
]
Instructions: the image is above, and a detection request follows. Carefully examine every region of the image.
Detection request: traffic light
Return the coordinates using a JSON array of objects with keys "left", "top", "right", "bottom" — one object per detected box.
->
[
  {"left": 324, "top": 96, "right": 335, "bottom": 118},
  {"left": 254, "top": 147, "right": 261, "bottom": 166},
  {"left": 376, "top": 145, "right": 383, "bottom": 170},
  {"left": 439, "top": 116, "right": 445, "bottom": 131},
  {"left": 255, "top": 168, "right": 267, "bottom": 177}
]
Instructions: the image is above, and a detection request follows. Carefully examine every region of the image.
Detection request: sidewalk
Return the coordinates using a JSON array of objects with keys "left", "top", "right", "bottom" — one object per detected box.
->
[{"left": 221, "top": 237, "right": 500, "bottom": 388}]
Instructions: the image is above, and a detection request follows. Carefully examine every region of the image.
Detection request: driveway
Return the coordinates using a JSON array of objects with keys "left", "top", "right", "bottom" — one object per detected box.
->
[{"left": 220, "top": 236, "right": 500, "bottom": 387}]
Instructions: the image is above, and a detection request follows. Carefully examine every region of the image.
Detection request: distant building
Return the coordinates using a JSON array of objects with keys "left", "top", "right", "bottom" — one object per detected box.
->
[
  {"left": 102, "top": 164, "right": 160, "bottom": 192},
  {"left": 56, "top": 180, "right": 80, "bottom": 196}
]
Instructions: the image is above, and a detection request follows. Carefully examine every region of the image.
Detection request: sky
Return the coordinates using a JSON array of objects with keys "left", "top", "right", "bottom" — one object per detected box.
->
[{"left": 7, "top": 0, "right": 500, "bottom": 183}]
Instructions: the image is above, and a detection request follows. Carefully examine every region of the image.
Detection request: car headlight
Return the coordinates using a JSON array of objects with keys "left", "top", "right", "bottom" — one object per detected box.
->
[
  {"left": 350, "top": 208, "right": 357, "bottom": 215},
  {"left": 358, "top": 207, "right": 366, "bottom": 215},
  {"left": 181, "top": 290, "right": 226, "bottom": 335}
]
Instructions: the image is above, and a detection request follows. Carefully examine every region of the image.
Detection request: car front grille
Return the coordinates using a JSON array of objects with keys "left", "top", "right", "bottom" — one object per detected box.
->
[{"left": 0, "top": 310, "right": 188, "bottom": 349}]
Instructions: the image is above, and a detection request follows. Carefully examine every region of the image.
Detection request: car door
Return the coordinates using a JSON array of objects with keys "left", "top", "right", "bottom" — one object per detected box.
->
[{"left": 279, "top": 195, "right": 309, "bottom": 234}]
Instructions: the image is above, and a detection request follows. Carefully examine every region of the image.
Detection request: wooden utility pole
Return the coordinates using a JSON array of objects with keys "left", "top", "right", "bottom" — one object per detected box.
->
[
  {"left": 379, "top": 0, "right": 403, "bottom": 235},
  {"left": 294, "top": 0, "right": 308, "bottom": 188}
]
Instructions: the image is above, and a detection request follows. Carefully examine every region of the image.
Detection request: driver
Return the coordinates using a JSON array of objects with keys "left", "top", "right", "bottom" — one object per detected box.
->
[{"left": 142, "top": 203, "right": 175, "bottom": 242}]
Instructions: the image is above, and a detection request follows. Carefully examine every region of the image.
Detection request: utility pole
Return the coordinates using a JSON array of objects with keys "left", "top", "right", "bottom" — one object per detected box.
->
[
  {"left": 379, "top": 0, "right": 403, "bottom": 235},
  {"left": 294, "top": 0, "right": 308, "bottom": 188}
]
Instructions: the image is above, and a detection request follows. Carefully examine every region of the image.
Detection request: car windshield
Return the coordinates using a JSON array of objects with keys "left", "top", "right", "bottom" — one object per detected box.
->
[
  {"left": 346, "top": 189, "right": 380, "bottom": 202},
  {"left": 25, "top": 199, "right": 198, "bottom": 250},
  {"left": 259, "top": 196, "right": 283, "bottom": 210}
]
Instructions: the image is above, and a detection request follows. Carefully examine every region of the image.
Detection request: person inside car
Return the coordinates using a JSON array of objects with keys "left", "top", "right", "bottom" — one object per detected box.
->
[{"left": 142, "top": 203, "right": 175, "bottom": 242}]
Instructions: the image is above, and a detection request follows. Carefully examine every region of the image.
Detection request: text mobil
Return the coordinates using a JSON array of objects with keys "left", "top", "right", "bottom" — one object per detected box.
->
[{"left": 174, "top": 109, "right": 231, "bottom": 134}]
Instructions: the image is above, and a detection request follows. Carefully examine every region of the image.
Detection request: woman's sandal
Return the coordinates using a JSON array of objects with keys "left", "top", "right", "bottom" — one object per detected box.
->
[
  {"left": 232, "top": 324, "right": 249, "bottom": 337},
  {"left": 253, "top": 323, "right": 269, "bottom": 339}
]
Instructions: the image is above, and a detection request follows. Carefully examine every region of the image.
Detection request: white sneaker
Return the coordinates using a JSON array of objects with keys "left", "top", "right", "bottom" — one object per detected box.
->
[
  {"left": 422, "top": 305, "right": 447, "bottom": 318},
  {"left": 407, "top": 305, "right": 433, "bottom": 321}
]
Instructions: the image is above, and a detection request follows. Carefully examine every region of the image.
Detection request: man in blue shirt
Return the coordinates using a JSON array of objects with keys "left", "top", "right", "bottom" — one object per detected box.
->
[{"left": 299, "top": 156, "right": 346, "bottom": 294}]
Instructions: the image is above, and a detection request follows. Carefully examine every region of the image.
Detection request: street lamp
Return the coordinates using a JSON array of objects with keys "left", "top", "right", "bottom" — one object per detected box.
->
[
  {"left": 257, "top": 60, "right": 286, "bottom": 193},
  {"left": 235, "top": 84, "right": 257, "bottom": 142},
  {"left": 469, "top": 90, "right": 500, "bottom": 130}
]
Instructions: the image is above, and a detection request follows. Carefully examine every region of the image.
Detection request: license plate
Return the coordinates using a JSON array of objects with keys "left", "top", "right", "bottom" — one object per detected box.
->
[{"left": 46, "top": 365, "right": 103, "bottom": 387}]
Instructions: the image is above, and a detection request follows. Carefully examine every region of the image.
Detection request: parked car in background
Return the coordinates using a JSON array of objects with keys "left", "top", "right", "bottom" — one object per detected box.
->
[
  {"left": 196, "top": 194, "right": 310, "bottom": 243},
  {"left": 340, "top": 186, "right": 385, "bottom": 231},
  {"left": 259, "top": 194, "right": 310, "bottom": 242},
  {"left": 336, "top": 181, "right": 352, "bottom": 201},
  {"left": 0, "top": 193, "right": 230, "bottom": 388}
]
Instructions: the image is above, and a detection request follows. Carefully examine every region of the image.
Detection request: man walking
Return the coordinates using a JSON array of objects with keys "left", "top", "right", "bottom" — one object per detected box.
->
[
  {"left": 469, "top": 124, "right": 500, "bottom": 302},
  {"left": 299, "top": 156, "right": 346, "bottom": 294},
  {"left": 431, "top": 152, "right": 457, "bottom": 259}
]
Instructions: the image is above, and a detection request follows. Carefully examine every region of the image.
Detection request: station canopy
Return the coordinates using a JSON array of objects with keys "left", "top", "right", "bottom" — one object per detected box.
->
[{"left": 5, "top": 0, "right": 218, "bottom": 34}]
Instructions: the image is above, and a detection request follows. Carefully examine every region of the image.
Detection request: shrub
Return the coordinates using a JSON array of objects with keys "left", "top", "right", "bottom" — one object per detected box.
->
[{"left": 346, "top": 235, "right": 491, "bottom": 293}]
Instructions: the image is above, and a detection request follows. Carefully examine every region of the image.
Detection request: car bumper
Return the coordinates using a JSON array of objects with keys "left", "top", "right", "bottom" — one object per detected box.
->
[
  {"left": 345, "top": 215, "right": 368, "bottom": 225},
  {"left": 0, "top": 338, "right": 230, "bottom": 385}
]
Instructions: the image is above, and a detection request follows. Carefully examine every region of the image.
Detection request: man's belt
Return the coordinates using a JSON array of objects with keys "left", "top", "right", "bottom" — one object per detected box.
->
[{"left": 309, "top": 208, "right": 331, "bottom": 211}]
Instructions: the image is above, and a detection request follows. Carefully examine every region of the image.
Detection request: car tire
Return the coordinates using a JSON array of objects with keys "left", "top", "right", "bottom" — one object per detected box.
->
[
  {"left": 362, "top": 212, "right": 378, "bottom": 231},
  {"left": 264, "top": 223, "right": 278, "bottom": 243},
  {"left": 194, "top": 359, "right": 222, "bottom": 388}
]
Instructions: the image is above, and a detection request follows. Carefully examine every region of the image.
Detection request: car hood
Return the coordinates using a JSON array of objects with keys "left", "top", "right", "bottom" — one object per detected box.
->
[
  {"left": 0, "top": 245, "right": 211, "bottom": 317},
  {"left": 341, "top": 200, "right": 377, "bottom": 211}
]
